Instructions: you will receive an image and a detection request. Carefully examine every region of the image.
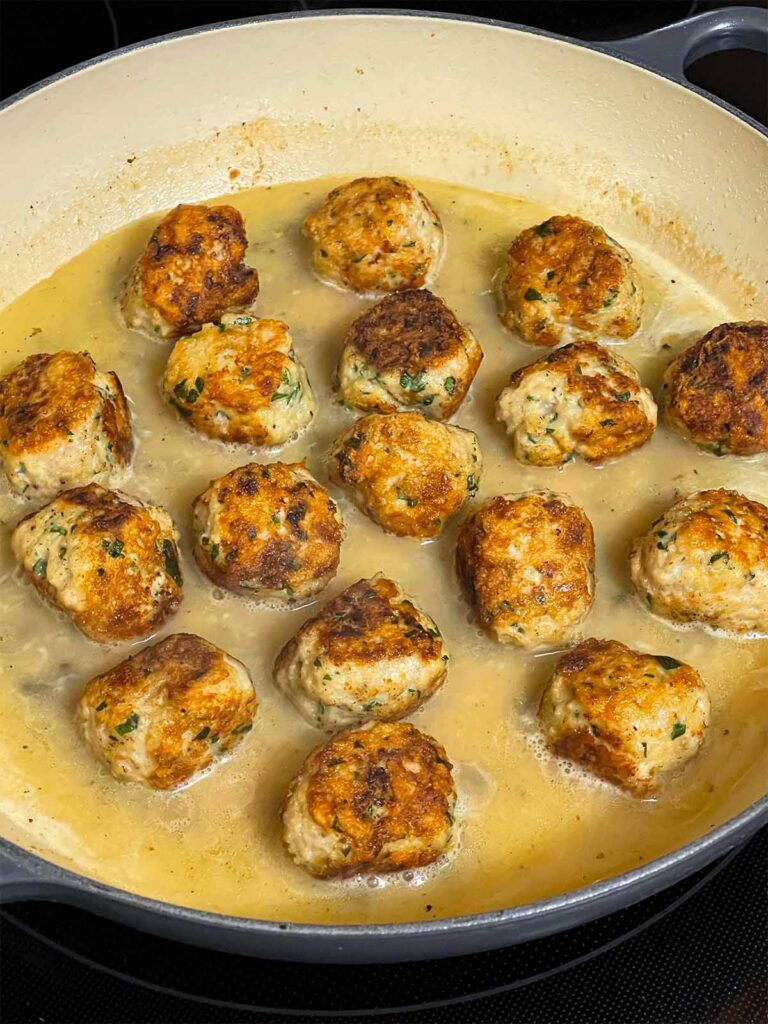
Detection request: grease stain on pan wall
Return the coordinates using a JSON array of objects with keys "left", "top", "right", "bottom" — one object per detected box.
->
[{"left": 0, "top": 177, "right": 765, "bottom": 925}]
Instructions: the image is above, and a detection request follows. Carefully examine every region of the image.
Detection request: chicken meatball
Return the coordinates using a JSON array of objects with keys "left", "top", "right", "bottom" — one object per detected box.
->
[
  {"left": 193, "top": 461, "right": 343, "bottom": 602},
  {"left": 328, "top": 412, "right": 481, "bottom": 539},
  {"left": 336, "top": 289, "right": 483, "bottom": 420},
  {"left": 662, "top": 321, "right": 768, "bottom": 456},
  {"left": 78, "top": 633, "right": 257, "bottom": 790},
  {"left": 120, "top": 204, "right": 259, "bottom": 340},
  {"left": 629, "top": 488, "right": 768, "bottom": 635},
  {"left": 495, "top": 342, "right": 656, "bottom": 466},
  {"left": 0, "top": 351, "right": 133, "bottom": 500},
  {"left": 162, "top": 313, "right": 315, "bottom": 446},
  {"left": 274, "top": 575, "right": 448, "bottom": 729},
  {"left": 498, "top": 215, "right": 643, "bottom": 347},
  {"left": 282, "top": 720, "right": 456, "bottom": 878},
  {"left": 539, "top": 638, "right": 710, "bottom": 795},
  {"left": 456, "top": 491, "right": 595, "bottom": 649},
  {"left": 303, "top": 177, "right": 444, "bottom": 296},
  {"left": 12, "top": 484, "right": 182, "bottom": 643}
]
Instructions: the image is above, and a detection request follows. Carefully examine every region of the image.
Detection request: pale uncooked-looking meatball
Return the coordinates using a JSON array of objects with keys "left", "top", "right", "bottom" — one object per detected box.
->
[
  {"left": 539, "top": 638, "right": 710, "bottom": 794},
  {"left": 193, "top": 461, "right": 344, "bottom": 602},
  {"left": 162, "top": 313, "right": 315, "bottom": 446},
  {"left": 274, "top": 575, "right": 448, "bottom": 729},
  {"left": 336, "top": 289, "right": 483, "bottom": 420},
  {"left": 629, "top": 488, "right": 768, "bottom": 635},
  {"left": 281, "top": 720, "right": 456, "bottom": 878},
  {"left": 328, "top": 411, "right": 481, "bottom": 539},
  {"left": 0, "top": 351, "right": 133, "bottom": 499},
  {"left": 496, "top": 342, "right": 656, "bottom": 466},
  {"left": 303, "top": 177, "right": 444, "bottom": 296},
  {"left": 662, "top": 321, "right": 768, "bottom": 456},
  {"left": 121, "top": 204, "right": 259, "bottom": 340},
  {"left": 456, "top": 491, "right": 595, "bottom": 649},
  {"left": 12, "top": 484, "right": 182, "bottom": 643},
  {"left": 498, "top": 215, "right": 643, "bottom": 347},
  {"left": 78, "top": 633, "right": 257, "bottom": 790}
]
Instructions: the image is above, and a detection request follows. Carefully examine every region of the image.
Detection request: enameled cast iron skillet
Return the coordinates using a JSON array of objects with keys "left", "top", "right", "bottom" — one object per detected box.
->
[{"left": 0, "top": 7, "right": 766, "bottom": 963}]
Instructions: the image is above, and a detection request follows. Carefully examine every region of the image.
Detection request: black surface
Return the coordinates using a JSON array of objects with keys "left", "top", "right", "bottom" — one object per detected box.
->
[{"left": 1, "top": 3, "right": 767, "bottom": 1023}]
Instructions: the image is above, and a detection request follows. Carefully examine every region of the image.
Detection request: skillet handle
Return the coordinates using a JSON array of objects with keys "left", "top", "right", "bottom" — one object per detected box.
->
[{"left": 606, "top": 6, "right": 768, "bottom": 81}]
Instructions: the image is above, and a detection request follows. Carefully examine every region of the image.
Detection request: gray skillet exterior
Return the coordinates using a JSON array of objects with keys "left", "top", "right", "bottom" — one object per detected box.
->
[{"left": 0, "top": 8, "right": 766, "bottom": 963}]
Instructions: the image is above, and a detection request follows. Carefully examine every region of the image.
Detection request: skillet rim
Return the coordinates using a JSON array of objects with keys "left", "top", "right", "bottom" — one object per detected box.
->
[{"left": 0, "top": 6, "right": 766, "bottom": 942}]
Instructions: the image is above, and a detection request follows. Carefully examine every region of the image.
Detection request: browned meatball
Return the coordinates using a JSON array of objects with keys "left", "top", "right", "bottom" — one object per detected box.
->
[
  {"left": 662, "top": 321, "right": 768, "bottom": 455},
  {"left": 456, "top": 491, "right": 595, "bottom": 649},
  {"left": 336, "top": 289, "right": 483, "bottom": 419},
  {"left": 498, "top": 215, "right": 643, "bottom": 347},
  {"left": 78, "top": 633, "right": 257, "bottom": 790},
  {"left": 0, "top": 351, "right": 133, "bottom": 499},
  {"left": 281, "top": 720, "right": 456, "bottom": 878},
  {"left": 120, "top": 204, "right": 259, "bottom": 339},
  {"left": 539, "top": 638, "right": 710, "bottom": 794},
  {"left": 193, "top": 462, "right": 344, "bottom": 602}
]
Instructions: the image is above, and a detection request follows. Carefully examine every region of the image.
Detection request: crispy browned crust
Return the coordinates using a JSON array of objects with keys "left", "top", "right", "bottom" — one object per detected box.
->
[
  {"left": 136, "top": 204, "right": 259, "bottom": 335},
  {"left": 506, "top": 342, "right": 655, "bottom": 462},
  {"left": 276, "top": 576, "right": 442, "bottom": 674},
  {"left": 663, "top": 321, "right": 768, "bottom": 455},
  {"left": 328, "top": 412, "right": 478, "bottom": 538},
  {"left": 294, "top": 721, "right": 455, "bottom": 876},
  {"left": 82, "top": 633, "right": 256, "bottom": 789},
  {"left": 503, "top": 216, "right": 637, "bottom": 347},
  {"left": 0, "top": 351, "right": 133, "bottom": 463},
  {"left": 344, "top": 289, "right": 482, "bottom": 415},
  {"left": 194, "top": 463, "right": 342, "bottom": 593},
  {"left": 456, "top": 493, "right": 594, "bottom": 639},
  {"left": 18, "top": 484, "right": 181, "bottom": 643},
  {"left": 543, "top": 638, "right": 706, "bottom": 793}
]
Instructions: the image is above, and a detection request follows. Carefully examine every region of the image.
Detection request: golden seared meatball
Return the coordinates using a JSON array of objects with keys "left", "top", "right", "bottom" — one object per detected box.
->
[
  {"left": 498, "top": 215, "right": 643, "bottom": 347},
  {"left": 336, "top": 289, "right": 483, "bottom": 420},
  {"left": 662, "top": 321, "right": 768, "bottom": 456},
  {"left": 281, "top": 720, "right": 456, "bottom": 878},
  {"left": 456, "top": 491, "right": 595, "bottom": 649},
  {"left": 11, "top": 484, "right": 182, "bottom": 643},
  {"left": 274, "top": 575, "right": 448, "bottom": 730},
  {"left": 328, "top": 411, "right": 481, "bottom": 539},
  {"left": 120, "top": 204, "right": 259, "bottom": 340},
  {"left": 539, "top": 639, "right": 710, "bottom": 795},
  {"left": 630, "top": 488, "right": 768, "bottom": 635},
  {"left": 0, "top": 351, "right": 133, "bottom": 500},
  {"left": 78, "top": 633, "right": 257, "bottom": 790},
  {"left": 495, "top": 342, "right": 656, "bottom": 466},
  {"left": 193, "top": 462, "right": 343, "bottom": 602},
  {"left": 303, "top": 177, "right": 444, "bottom": 296},
  {"left": 162, "top": 313, "right": 315, "bottom": 446}
]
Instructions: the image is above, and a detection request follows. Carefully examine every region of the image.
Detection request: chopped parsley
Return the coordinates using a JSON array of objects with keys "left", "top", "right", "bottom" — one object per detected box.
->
[
  {"left": 467, "top": 474, "right": 478, "bottom": 493},
  {"left": 239, "top": 366, "right": 252, "bottom": 382},
  {"left": 670, "top": 722, "right": 686, "bottom": 740},
  {"left": 270, "top": 368, "right": 301, "bottom": 405},
  {"left": 709, "top": 550, "right": 729, "bottom": 565},
  {"left": 162, "top": 539, "right": 182, "bottom": 586},
  {"left": 32, "top": 557, "right": 47, "bottom": 578},
  {"left": 115, "top": 712, "right": 139, "bottom": 736},
  {"left": 524, "top": 287, "right": 544, "bottom": 302},
  {"left": 95, "top": 700, "right": 108, "bottom": 712},
  {"left": 194, "top": 726, "right": 211, "bottom": 741},
  {"left": 443, "top": 376, "right": 456, "bottom": 396},
  {"left": 653, "top": 655, "right": 682, "bottom": 671},
  {"left": 613, "top": 392, "right": 631, "bottom": 403},
  {"left": 173, "top": 377, "right": 204, "bottom": 405},
  {"left": 534, "top": 222, "right": 552, "bottom": 237},
  {"left": 600, "top": 418, "right": 616, "bottom": 427},
  {"left": 399, "top": 369, "right": 427, "bottom": 393},
  {"left": 101, "top": 538, "right": 124, "bottom": 558}
]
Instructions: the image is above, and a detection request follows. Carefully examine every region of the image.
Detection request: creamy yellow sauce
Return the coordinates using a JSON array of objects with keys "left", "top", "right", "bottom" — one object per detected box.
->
[{"left": 0, "top": 178, "right": 766, "bottom": 924}]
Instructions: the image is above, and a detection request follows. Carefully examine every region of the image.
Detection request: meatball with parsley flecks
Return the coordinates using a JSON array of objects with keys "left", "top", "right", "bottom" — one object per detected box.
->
[
  {"left": 336, "top": 289, "right": 483, "bottom": 420},
  {"left": 281, "top": 720, "right": 456, "bottom": 878},
  {"left": 11, "top": 483, "right": 182, "bottom": 643},
  {"left": 120, "top": 204, "right": 259, "bottom": 340},
  {"left": 303, "top": 177, "right": 444, "bottom": 296},
  {"left": 456, "top": 491, "right": 595, "bottom": 649},
  {"left": 496, "top": 342, "right": 656, "bottom": 466},
  {"left": 662, "top": 321, "right": 768, "bottom": 456},
  {"left": 274, "top": 575, "right": 448, "bottom": 730},
  {"left": 78, "top": 633, "right": 257, "bottom": 790},
  {"left": 540, "top": 638, "right": 710, "bottom": 795},
  {"left": 498, "top": 215, "right": 643, "bottom": 347},
  {"left": 328, "top": 411, "right": 481, "bottom": 539},
  {"left": 629, "top": 488, "right": 768, "bottom": 635},
  {"left": 0, "top": 350, "right": 133, "bottom": 499},
  {"left": 163, "top": 313, "right": 315, "bottom": 446},
  {"left": 193, "top": 461, "right": 344, "bottom": 603}
]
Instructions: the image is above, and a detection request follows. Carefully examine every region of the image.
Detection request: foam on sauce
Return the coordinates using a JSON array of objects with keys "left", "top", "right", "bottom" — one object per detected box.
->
[{"left": 0, "top": 178, "right": 765, "bottom": 924}]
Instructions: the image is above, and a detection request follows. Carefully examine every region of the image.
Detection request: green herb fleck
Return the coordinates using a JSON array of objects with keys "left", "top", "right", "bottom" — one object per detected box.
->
[
  {"left": 613, "top": 391, "right": 631, "bottom": 402},
  {"left": 32, "top": 557, "right": 47, "bottom": 578},
  {"left": 96, "top": 700, "right": 108, "bottom": 712},
  {"left": 524, "top": 287, "right": 544, "bottom": 302},
  {"left": 400, "top": 369, "right": 427, "bottom": 393},
  {"left": 653, "top": 655, "right": 683, "bottom": 671},
  {"left": 709, "top": 550, "right": 729, "bottom": 565},
  {"left": 115, "top": 712, "right": 139, "bottom": 736},
  {"left": 467, "top": 474, "right": 478, "bottom": 493},
  {"left": 162, "top": 539, "right": 182, "bottom": 586},
  {"left": 101, "top": 538, "right": 124, "bottom": 558},
  {"left": 443, "top": 376, "right": 456, "bottom": 396},
  {"left": 671, "top": 722, "right": 686, "bottom": 740},
  {"left": 271, "top": 368, "right": 301, "bottom": 405},
  {"left": 600, "top": 418, "right": 616, "bottom": 427},
  {"left": 534, "top": 222, "right": 552, "bottom": 237},
  {"left": 239, "top": 366, "right": 252, "bottom": 382},
  {"left": 194, "top": 726, "right": 210, "bottom": 741}
]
